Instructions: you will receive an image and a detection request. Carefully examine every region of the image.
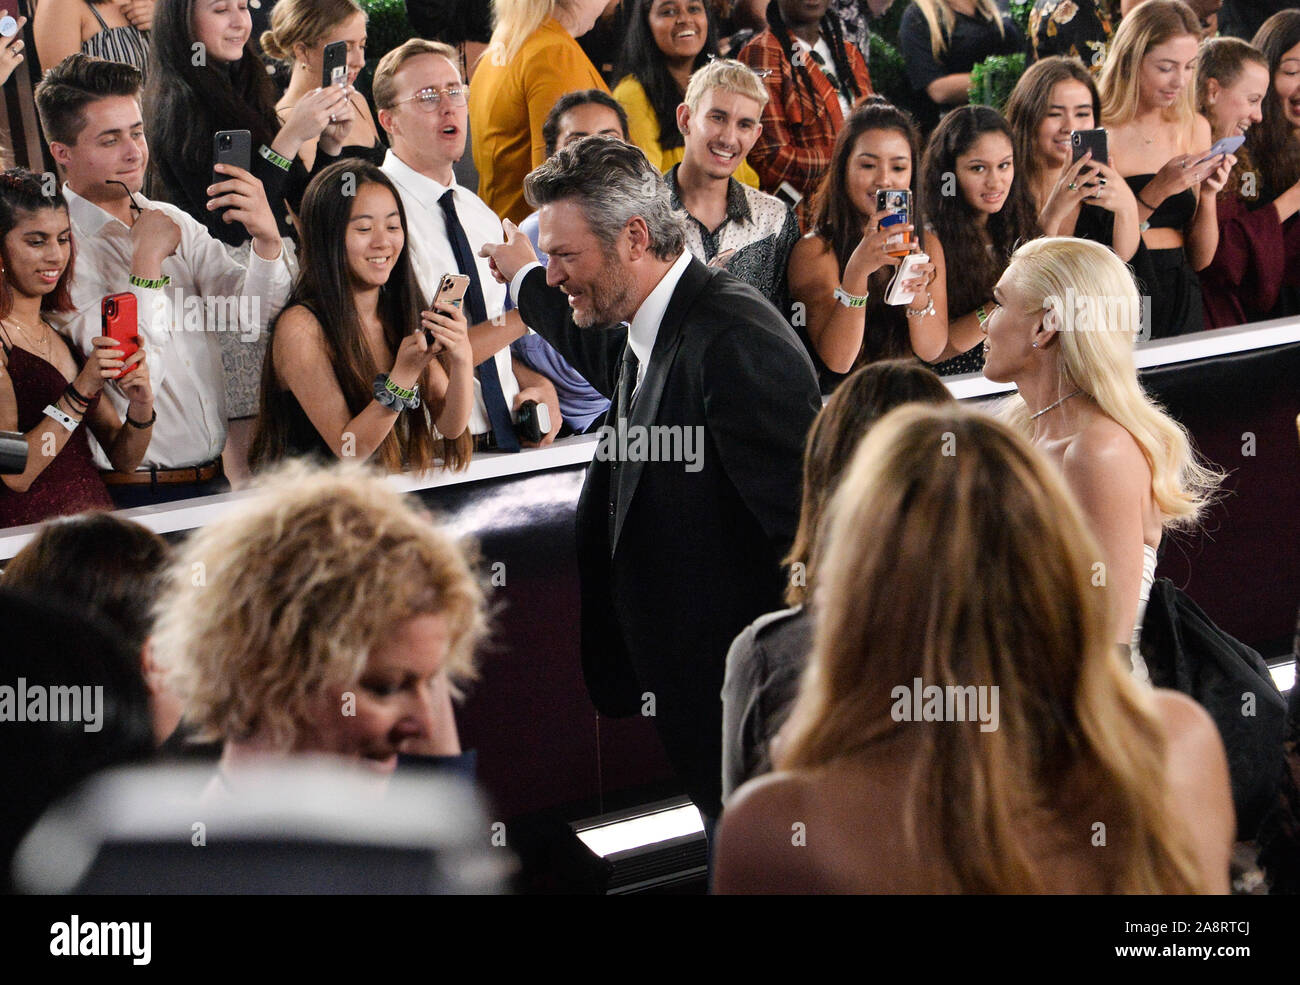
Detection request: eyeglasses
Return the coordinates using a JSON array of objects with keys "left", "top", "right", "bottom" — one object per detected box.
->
[
  {"left": 705, "top": 53, "right": 772, "bottom": 80},
  {"left": 393, "top": 85, "right": 469, "bottom": 111}
]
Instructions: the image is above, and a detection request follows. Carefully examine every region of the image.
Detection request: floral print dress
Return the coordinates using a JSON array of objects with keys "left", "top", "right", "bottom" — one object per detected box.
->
[{"left": 1028, "top": 0, "right": 1117, "bottom": 73}]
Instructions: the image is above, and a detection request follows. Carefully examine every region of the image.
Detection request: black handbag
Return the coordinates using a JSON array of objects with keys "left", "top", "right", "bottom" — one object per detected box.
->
[{"left": 1140, "top": 577, "right": 1288, "bottom": 840}]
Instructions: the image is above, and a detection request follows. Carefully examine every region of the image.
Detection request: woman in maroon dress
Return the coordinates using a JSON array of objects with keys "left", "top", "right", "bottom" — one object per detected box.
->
[
  {"left": 0, "top": 169, "right": 154, "bottom": 529},
  {"left": 1196, "top": 36, "right": 1300, "bottom": 328}
]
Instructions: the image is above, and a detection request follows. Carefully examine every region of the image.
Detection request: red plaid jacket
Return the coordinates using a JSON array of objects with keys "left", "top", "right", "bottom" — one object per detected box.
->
[{"left": 736, "top": 29, "right": 872, "bottom": 231}]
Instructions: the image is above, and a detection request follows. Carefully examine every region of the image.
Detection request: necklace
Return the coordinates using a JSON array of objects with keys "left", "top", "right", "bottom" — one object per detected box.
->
[
  {"left": 1030, "top": 388, "right": 1083, "bottom": 420},
  {"left": 3, "top": 315, "right": 52, "bottom": 362}
]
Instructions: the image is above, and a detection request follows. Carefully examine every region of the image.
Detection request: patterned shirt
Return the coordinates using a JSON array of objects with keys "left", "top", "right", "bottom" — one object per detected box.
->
[
  {"left": 736, "top": 26, "right": 872, "bottom": 232},
  {"left": 667, "top": 165, "right": 800, "bottom": 310},
  {"left": 1028, "top": 0, "right": 1117, "bottom": 73}
]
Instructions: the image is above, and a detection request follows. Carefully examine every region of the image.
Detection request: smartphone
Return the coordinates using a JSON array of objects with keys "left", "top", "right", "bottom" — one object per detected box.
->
[
  {"left": 1195, "top": 134, "right": 1245, "bottom": 166},
  {"left": 101, "top": 292, "right": 140, "bottom": 380},
  {"left": 424, "top": 273, "right": 470, "bottom": 346},
  {"left": 212, "top": 130, "right": 251, "bottom": 185},
  {"left": 322, "top": 40, "right": 348, "bottom": 89},
  {"left": 884, "top": 252, "right": 930, "bottom": 307},
  {"left": 876, "top": 188, "right": 913, "bottom": 258},
  {"left": 1071, "top": 128, "right": 1109, "bottom": 165}
]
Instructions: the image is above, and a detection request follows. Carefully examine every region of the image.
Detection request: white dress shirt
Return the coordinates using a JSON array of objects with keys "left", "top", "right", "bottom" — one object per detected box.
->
[
  {"left": 380, "top": 150, "right": 520, "bottom": 436},
  {"left": 55, "top": 186, "right": 292, "bottom": 469},
  {"left": 509, "top": 249, "right": 693, "bottom": 396}
]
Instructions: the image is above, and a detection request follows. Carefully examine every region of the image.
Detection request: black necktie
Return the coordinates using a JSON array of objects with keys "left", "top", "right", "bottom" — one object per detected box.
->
[
  {"left": 609, "top": 342, "right": 638, "bottom": 543},
  {"left": 439, "top": 188, "right": 519, "bottom": 452}
]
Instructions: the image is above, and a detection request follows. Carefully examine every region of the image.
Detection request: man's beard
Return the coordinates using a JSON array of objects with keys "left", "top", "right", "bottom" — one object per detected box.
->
[{"left": 574, "top": 253, "right": 636, "bottom": 328}]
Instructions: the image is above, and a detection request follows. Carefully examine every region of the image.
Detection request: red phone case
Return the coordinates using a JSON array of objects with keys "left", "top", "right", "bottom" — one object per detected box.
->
[{"left": 101, "top": 292, "right": 140, "bottom": 380}]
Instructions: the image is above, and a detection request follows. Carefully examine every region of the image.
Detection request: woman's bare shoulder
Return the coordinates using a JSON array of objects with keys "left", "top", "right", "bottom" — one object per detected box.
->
[{"left": 714, "top": 770, "right": 815, "bottom": 894}]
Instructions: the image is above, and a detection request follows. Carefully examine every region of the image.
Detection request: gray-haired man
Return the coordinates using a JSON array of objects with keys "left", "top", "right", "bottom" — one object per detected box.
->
[{"left": 481, "top": 136, "right": 821, "bottom": 829}]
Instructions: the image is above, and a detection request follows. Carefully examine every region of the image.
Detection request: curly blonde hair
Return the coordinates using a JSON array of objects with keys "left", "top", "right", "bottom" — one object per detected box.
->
[{"left": 151, "top": 460, "right": 487, "bottom": 749}]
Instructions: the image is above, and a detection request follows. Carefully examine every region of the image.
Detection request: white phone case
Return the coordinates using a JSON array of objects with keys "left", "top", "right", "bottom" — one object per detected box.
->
[{"left": 884, "top": 252, "right": 930, "bottom": 306}]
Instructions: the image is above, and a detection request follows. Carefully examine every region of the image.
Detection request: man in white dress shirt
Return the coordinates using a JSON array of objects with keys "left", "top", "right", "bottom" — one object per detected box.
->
[
  {"left": 374, "top": 39, "right": 560, "bottom": 450},
  {"left": 34, "top": 55, "right": 292, "bottom": 504}
]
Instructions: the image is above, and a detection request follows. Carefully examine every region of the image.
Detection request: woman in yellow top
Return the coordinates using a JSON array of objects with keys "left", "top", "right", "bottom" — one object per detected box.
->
[
  {"left": 470, "top": 0, "right": 609, "bottom": 225},
  {"left": 613, "top": 0, "right": 760, "bottom": 187}
]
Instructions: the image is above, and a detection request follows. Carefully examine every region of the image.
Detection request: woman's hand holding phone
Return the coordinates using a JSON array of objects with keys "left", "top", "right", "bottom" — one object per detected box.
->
[
  {"left": 420, "top": 300, "right": 472, "bottom": 369},
  {"left": 845, "top": 208, "right": 910, "bottom": 284}
]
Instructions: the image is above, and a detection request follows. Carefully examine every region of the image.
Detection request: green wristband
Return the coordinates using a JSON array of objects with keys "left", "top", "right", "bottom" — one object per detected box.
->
[
  {"left": 128, "top": 273, "right": 170, "bottom": 290},
  {"left": 258, "top": 144, "right": 292, "bottom": 172}
]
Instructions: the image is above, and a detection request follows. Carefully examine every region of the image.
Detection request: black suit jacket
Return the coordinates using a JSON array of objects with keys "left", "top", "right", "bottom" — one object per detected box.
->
[{"left": 517, "top": 257, "right": 820, "bottom": 817}]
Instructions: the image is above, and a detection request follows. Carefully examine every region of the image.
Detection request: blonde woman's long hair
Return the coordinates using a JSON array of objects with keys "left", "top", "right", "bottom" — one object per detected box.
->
[
  {"left": 490, "top": 0, "right": 559, "bottom": 65},
  {"left": 911, "top": 0, "right": 1006, "bottom": 61},
  {"left": 998, "top": 237, "right": 1222, "bottom": 532},
  {"left": 778, "top": 404, "right": 1206, "bottom": 893},
  {"left": 1099, "top": 0, "right": 1201, "bottom": 141}
]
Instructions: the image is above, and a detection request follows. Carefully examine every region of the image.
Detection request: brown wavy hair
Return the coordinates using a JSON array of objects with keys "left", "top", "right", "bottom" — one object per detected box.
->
[{"left": 778, "top": 405, "right": 1206, "bottom": 892}]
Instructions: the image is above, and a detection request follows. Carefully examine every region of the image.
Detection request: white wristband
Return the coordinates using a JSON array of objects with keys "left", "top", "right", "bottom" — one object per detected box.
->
[{"left": 44, "top": 403, "right": 78, "bottom": 432}]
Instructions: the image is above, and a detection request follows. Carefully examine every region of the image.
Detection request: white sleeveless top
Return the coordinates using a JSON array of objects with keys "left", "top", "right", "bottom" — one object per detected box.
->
[{"left": 1128, "top": 543, "right": 1159, "bottom": 683}]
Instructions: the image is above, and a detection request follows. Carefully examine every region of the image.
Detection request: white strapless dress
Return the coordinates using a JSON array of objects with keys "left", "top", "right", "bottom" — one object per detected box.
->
[{"left": 1129, "top": 543, "right": 1159, "bottom": 683}]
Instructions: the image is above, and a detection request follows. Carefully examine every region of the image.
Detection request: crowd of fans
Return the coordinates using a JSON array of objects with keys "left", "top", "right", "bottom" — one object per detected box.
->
[{"left": 0, "top": 0, "right": 1297, "bottom": 894}]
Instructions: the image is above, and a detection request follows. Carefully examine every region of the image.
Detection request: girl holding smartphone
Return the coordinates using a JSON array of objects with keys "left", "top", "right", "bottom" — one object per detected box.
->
[{"left": 250, "top": 161, "right": 474, "bottom": 473}]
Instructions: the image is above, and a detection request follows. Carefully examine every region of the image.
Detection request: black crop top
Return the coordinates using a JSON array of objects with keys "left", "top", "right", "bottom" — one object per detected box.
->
[{"left": 1125, "top": 173, "right": 1196, "bottom": 230}]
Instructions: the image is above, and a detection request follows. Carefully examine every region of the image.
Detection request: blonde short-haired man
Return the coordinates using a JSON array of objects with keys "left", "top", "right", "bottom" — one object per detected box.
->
[{"left": 668, "top": 59, "right": 798, "bottom": 308}]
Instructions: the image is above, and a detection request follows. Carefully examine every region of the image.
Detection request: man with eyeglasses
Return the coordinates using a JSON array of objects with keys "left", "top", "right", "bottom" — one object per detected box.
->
[{"left": 374, "top": 39, "right": 562, "bottom": 452}]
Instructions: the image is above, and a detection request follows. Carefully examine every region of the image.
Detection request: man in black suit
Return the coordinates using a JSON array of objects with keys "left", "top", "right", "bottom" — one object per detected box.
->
[{"left": 481, "top": 137, "right": 821, "bottom": 825}]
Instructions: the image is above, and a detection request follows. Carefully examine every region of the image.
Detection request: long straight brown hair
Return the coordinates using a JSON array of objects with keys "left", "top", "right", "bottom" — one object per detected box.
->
[
  {"left": 250, "top": 160, "right": 471, "bottom": 473},
  {"left": 779, "top": 405, "right": 1205, "bottom": 893}
]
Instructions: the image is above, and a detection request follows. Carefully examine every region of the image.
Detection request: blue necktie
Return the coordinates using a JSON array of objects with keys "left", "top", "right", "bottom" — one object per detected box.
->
[{"left": 439, "top": 188, "right": 520, "bottom": 452}]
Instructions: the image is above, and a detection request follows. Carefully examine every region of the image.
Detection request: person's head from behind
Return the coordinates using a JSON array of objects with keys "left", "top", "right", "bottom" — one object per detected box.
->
[
  {"left": 0, "top": 169, "right": 76, "bottom": 319},
  {"left": 1005, "top": 57, "right": 1101, "bottom": 188},
  {"left": 2, "top": 513, "right": 177, "bottom": 744},
  {"left": 252, "top": 160, "right": 449, "bottom": 474},
  {"left": 1098, "top": 0, "right": 1202, "bottom": 127},
  {"left": 150, "top": 461, "right": 486, "bottom": 772},
  {"left": 0, "top": 589, "right": 154, "bottom": 892},
  {"left": 778, "top": 404, "right": 1205, "bottom": 892},
  {"left": 524, "top": 135, "right": 686, "bottom": 328},
  {"left": 786, "top": 360, "right": 953, "bottom": 607},
  {"left": 676, "top": 58, "right": 767, "bottom": 181},
  {"left": 542, "top": 89, "right": 629, "bottom": 158},
  {"left": 35, "top": 55, "right": 146, "bottom": 201},
  {"left": 261, "top": 0, "right": 368, "bottom": 89},
  {"left": 1196, "top": 38, "right": 1269, "bottom": 141},
  {"left": 813, "top": 97, "right": 921, "bottom": 271},
  {"left": 373, "top": 39, "right": 466, "bottom": 182}
]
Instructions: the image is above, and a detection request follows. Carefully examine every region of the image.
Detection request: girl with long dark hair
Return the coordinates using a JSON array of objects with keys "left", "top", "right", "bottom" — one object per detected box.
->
[
  {"left": 613, "top": 0, "right": 759, "bottom": 186},
  {"left": 0, "top": 169, "right": 155, "bottom": 528},
  {"left": 1005, "top": 56, "right": 1142, "bottom": 262},
  {"left": 250, "top": 160, "right": 473, "bottom": 474},
  {"left": 913, "top": 105, "right": 1041, "bottom": 377},
  {"left": 144, "top": 0, "right": 355, "bottom": 248},
  {"left": 787, "top": 98, "right": 941, "bottom": 391},
  {"left": 1243, "top": 11, "right": 1300, "bottom": 320}
]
